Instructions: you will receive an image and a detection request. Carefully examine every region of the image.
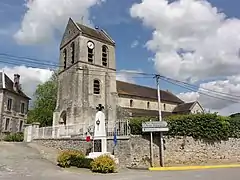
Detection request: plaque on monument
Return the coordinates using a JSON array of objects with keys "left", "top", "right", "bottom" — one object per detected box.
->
[{"left": 94, "top": 139, "right": 102, "bottom": 152}]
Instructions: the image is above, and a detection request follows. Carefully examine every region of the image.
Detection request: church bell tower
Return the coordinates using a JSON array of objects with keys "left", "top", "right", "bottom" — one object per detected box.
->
[{"left": 53, "top": 18, "right": 118, "bottom": 128}]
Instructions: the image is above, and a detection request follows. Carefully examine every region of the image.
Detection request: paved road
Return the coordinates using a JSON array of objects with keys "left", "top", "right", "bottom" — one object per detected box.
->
[{"left": 0, "top": 142, "right": 240, "bottom": 180}]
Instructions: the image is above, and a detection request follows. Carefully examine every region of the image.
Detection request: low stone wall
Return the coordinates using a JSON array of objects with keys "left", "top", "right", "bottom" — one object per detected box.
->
[
  {"left": 130, "top": 136, "right": 240, "bottom": 167},
  {"left": 33, "top": 137, "right": 131, "bottom": 167},
  {"left": 33, "top": 136, "right": 240, "bottom": 168}
]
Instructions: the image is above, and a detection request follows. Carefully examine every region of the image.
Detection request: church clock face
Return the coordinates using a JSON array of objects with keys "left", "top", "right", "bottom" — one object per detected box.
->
[{"left": 87, "top": 41, "right": 95, "bottom": 49}]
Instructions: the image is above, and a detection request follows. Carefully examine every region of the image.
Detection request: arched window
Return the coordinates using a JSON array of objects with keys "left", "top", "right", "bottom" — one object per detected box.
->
[
  {"left": 102, "top": 45, "right": 108, "bottom": 66},
  {"left": 87, "top": 41, "right": 94, "bottom": 63},
  {"left": 130, "top": 100, "right": 133, "bottom": 107},
  {"left": 60, "top": 111, "right": 67, "bottom": 125},
  {"left": 70, "top": 42, "right": 75, "bottom": 64},
  {"left": 147, "top": 102, "right": 150, "bottom": 109},
  {"left": 93, "top": 79, "right": 100, "bottom": 94},
  {"left": 63, "top": 49, "right": 67, "bottom": 69},
  {"left": 163, "top": 104, "right": 166, "bottom": 111}
]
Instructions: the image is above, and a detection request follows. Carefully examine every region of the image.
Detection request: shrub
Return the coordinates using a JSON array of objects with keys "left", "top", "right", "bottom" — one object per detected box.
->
[
  {"left": 3, "top": 132, "right": 24, "bottom": 142},
  {"left": 166, "top": 113, "right": 230, "bottom": 142},
  {"left": 57, "top": 150, "right": 93, "bottom": 169},
  {"left": 129, "top": 113, "right": 232, "bottom": 142},
  {"left": 81, "top": 158, "right": 94, "bottom": 169},
  {"left": 69, "top": 150, "right": 85, "bottom": 167},
  {"left": 129, "top": 117, "right": 155, "bottom": 135},
  {"left": 57, "top": 151, "right": 71, "bottom": 168},
  {"left": 90, "top": 155, "right": 116, "bottom": 173},
  {"left": 57, "top": 150, "right": 84, "bottom": 168},
  {"left": 228, "top": 116, "right": 240, "bottom": 138}
]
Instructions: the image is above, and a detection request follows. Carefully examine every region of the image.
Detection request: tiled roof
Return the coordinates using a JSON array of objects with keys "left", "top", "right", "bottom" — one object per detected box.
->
[
  {"left": 0, "top": 72, "right": 31, "bottom": 100},
  {"left": 173, "top": 102, "right": 196, "bottom": 113},
  {"left": 116, "top": 81, "right": 184, "bottom": 104},
  {"left": 76, "top": 23, "right": 115, "bottom": 45},
  {"left": 122, "top": 107, "right": 172, "bottom": 118}
]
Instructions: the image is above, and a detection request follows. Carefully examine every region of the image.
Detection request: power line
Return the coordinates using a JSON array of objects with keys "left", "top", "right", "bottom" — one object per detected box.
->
[
  {"left": 0, "top": 53, "right": 155, "bottom": 75},
  {"left": 160, "top": 77, "right": 240, "bottom": 103},
  {"left": 0, "top": 53, "right": 58, "bottom": 65},
  {"left": 0, "top": 52, "right": 240, "bottom": 102},
  {"left": 160, "top": 75, "right": 240, "bottom": 99}
]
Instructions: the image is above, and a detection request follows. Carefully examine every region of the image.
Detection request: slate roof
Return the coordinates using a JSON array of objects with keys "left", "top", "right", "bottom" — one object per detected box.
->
[
  {"left": 0, "top": 72, "right": 31, "bottom": 100},
  {"left": 122, "top": 108, "right": 172, "bottom": 118},
  {"left": 116, "top": 81, "right": 184, "bottom": 104},
  {"left": 76, "top": 23, "right": 115, "bottom": 45},
  {"left": 173, "top": 102, "right": 196, "bottom": 113}
]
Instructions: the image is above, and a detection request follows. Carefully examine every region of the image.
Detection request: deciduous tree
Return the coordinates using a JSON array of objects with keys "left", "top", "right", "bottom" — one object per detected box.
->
[{"left": 27, "top": 71, "right": 58, "bottom": 127}]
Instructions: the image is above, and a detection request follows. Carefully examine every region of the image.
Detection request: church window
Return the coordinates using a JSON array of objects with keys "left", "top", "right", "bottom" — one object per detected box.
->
[
  {"left": 147, "top": 102, "right": 150, "bottom": 109},
  {"left": 63, "top": 49, "right": 67, "bottom": 69},
  {"left": 102, "top": 45, "right": 108, "bottom": 66},
  {"left": 163, "top": 104, "right": 166, "bottom": 111},
  {"left": 130, "top": 100, "right": 133, "bottom": 107},
  {"left": 70, "top": 42, "right": 75, "bottom": 64},
  {"left": 87, "top": 41, "right": 94, "bottom": 63},
  {"left": 93, "top": 79, "right": 100, "bottom": 94}
]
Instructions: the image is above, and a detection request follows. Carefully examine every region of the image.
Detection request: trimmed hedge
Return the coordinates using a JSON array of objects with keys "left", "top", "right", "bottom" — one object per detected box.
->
[
  {"left": 3, "top": 132, "right": 24, "bottom": 142},
  {"left": 228, "top": 116, "right": 240, "bottom": 138},
  {"left": 129, "top": 113, "right": 239, "bottom": 142}
]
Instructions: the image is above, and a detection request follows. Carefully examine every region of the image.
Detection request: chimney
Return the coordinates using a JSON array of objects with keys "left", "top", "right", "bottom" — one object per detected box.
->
[{"left": 13, "top": 74, "right": 20, "bottom": 91}]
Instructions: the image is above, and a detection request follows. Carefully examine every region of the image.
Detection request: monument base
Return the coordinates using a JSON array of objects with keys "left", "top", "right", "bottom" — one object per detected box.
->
[{"left": 87, "top": 152, "right": 119, "bottom": 165}]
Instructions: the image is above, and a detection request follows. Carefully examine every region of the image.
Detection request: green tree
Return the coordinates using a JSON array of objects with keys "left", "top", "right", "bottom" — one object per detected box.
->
[{"left": 27, "top": 72, "right": 58, "bottom": 127}]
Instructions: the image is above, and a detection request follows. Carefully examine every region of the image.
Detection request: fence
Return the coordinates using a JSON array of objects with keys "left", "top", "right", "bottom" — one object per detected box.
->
[{"left": 32, "top": 120, "right": 130, "bottom": 139}]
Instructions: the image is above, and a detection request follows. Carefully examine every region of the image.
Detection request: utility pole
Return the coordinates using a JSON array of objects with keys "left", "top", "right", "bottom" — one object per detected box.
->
[{"left": 155, "top": 75, "right": 164, "bottom": 167}]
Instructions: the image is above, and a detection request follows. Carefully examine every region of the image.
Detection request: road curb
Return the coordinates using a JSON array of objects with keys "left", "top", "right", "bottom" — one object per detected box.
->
[{"left": 149, "top": 164, "right": 240, "bottom": 171}]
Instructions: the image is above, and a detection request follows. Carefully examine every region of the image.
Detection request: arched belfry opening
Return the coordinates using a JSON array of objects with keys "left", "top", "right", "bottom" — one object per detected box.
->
[{"left": 59, "top": 111, "right": 67, "bottom": 125}]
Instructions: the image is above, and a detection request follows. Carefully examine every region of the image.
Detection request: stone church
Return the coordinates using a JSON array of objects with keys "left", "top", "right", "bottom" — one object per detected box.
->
[{"left": 53, "top": 18, "right": 204, "bottom": 127}]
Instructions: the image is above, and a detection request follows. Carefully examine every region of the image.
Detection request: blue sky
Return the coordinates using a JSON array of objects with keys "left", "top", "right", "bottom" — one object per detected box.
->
[{"left": 1, "top": 0, "right": 240, "bottom": 114}]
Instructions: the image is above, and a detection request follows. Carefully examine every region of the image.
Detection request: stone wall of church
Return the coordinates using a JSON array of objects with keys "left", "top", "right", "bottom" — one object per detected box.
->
[
  {"left": 33, "top": 136, "right": 240, "bottom": 168},
  {"left": 118, "top": 97, "right": 178, "bottom": 112}
]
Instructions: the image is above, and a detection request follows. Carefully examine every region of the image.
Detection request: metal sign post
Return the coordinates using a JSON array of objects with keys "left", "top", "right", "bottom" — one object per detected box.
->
[
  {"left": 150, "top": 130, "right": 153, "bottom": 167},
  {"left": 142, "top": 121, "right": 169, "bottom": 167}
]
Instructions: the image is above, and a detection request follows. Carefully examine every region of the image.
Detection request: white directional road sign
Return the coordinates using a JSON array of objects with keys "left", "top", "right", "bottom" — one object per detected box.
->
[{"left": 142, "top": 121, "right": 169, "bottom": 132}]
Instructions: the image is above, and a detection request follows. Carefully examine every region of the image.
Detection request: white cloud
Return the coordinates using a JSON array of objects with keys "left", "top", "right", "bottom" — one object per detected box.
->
[
  {"left": 130, "top": 0, "right": 240, "bottom": 82},
  {"left": 2, "top": 66, "right": 53, "bottom": 98},
  {"left": 131, "top": 40, "right": 139, "bottom": 48},
  {"left": 177, "top": 75, "right": 240, "bottom": 115},
  {"left": 14, "top": 0, "right": 105, "bottom": 44},
  {"left": 116, "top": 69, "right": 143, "bottom": 83}
]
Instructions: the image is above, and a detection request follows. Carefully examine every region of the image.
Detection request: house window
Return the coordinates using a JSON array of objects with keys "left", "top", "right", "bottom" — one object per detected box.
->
[
  {"left": 130, "top": 100, "right": 133, "bottom": 107},
  {"left": 163, "top": 104, "right": 166, "bottom": 111},
  {"left": 70, "top": 42, "right": 75, "bottom": 64},
  {"left": 19, "top": 120, "right": 23, "bottom": 132},
  {"left": 63, "top": 49, "right": 67, "bottom": 69},
  {"left": 21, "top": 103, "right": 25, "bottom": 114},
  {"left": 7, "top": 98, "right": 12, "bottom": 111},
  {"left": 88, "top": 41, "right": 94, "bottom": 63},
  {"left": 93, "top": 80, "right": 100, "bottom": 94},
  {"left": 5, "top": 118, "right": 10, "bottom": 131},
  {"left": 147, "top": 102, "right": 150, "bottom": 109},
  {"left": 102, "top": 45, "right": 108, "bottom": 66}
]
